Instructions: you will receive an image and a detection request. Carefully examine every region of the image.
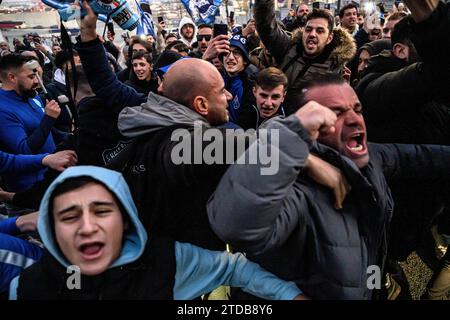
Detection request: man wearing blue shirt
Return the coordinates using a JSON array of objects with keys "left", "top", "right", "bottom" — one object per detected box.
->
[{"left": 0, "top": 54, "right": 61, "bottom": 192}]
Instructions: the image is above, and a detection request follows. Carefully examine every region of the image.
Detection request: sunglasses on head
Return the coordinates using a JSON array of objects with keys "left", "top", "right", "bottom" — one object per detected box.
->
[{"left": 197, "top": 35, "right": 212, "bottom": 42}]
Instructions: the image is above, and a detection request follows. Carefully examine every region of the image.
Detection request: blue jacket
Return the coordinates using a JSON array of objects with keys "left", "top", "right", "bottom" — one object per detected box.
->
[
  {"left": 10, "top": 166, "right": 301, "bottom": 300},
  {"left": 0, "top": 151, "right": 47, "bottom": 174},
  {"left": 0, "top": 89, "right": 56, "bottom": 191},
  {"left": 222, "top": 70, "right": 255, "bottom": 123},
  {"left": 0, "top": 218, "right": 43, "bottom": 293}
]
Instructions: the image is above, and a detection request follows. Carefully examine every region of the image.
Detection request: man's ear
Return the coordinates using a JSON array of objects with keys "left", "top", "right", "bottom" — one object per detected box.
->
[
  {"left": 393, "top": 43, "right": 408, "bottom": 60},
  {"left": 281, "top": 90, "right": 287, "bottom": 102},
  {"left": 7, "top": 72, "right": 16, "bottom": 84},
  {"left": 252, "top": 86, "right": 257, "bottom": 98},
  {"left": 326, "top": 32, "right": 334, "bottom": 45},
  {"left": 192, "top": 96, "right": 208, "bottom": 116}
]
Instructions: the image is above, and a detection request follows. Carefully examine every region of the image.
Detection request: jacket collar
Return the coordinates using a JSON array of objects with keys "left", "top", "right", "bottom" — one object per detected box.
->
[{"left": 311, "top": 142, "right": 375, "bottom": 191}]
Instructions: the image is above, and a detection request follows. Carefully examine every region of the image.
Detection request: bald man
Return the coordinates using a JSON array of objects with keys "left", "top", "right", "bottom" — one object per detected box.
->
[
  {"left": 75, "top": 2, "right": 347, "bottom": 253},
  {"left": 74, "top": 1, "right": 250, "bottom": 250}
]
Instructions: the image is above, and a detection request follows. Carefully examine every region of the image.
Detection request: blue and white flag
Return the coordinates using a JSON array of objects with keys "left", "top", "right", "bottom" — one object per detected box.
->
[
  {"left": 135, "top": 0, "right": 156, "bottom": 37},
  {"left": 180, "top": 0, "right": 222, "bottom": 25}
]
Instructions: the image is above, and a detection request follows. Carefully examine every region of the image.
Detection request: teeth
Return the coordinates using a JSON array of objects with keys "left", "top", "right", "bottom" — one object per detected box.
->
[{"left": 350, "top": 145, "right": 363, "bottom": 152}]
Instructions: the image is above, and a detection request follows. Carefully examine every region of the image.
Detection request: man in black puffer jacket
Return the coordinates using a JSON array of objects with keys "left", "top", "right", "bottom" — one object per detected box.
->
[
  {"left": 208, "top": 72, "right": 450, "bottom": 300},
  {"left": 356, "top": 1, "right": 450, "bottom": 269}
]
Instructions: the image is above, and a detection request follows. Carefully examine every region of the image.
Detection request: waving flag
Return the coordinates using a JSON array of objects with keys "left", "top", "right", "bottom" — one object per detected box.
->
[
  {"left": 135, "top": 0, "right": 156, "bottom": 37},
  {"left": 180, "top": 0, "right": 222, "bottom": 25},
  {"left": 41, "top": 0, "right": 109, "bottom": 23}
]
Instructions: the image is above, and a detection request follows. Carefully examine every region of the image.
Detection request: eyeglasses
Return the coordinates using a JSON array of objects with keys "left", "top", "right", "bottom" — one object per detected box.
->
[
  {"left": 225, "top": 48, "right": 243, "bottom": 58},
  {"left": 197, "top": 35, "right": 212, "bottom": 42}
]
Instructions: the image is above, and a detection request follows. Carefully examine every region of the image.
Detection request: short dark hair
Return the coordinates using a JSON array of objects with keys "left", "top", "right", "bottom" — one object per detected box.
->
[
  {"left": 197, "top": 23, "right": 212, "bottom": 31},
  {"left": 165, "top": 40, "right": 183, "bottom": 51},
  {"left": 0, "top": 53, "right": 31, "bottom": 79},
  {"left": 48, "top": 176, "right": 129, "bottom": 227},
  {"left": 164, "top": 33, "right": 178, "bottom": 41},
  {"left": 172, "top": 42, "right": 190, "bottom": 54},
  {"left": 128, "top": 36, "right": 153, "bottom": 58},
  {"left": 307, "top": 9, "right": 334, "bottom": 33},
  {"left": 391, "top": 15, "right": 413, "bottom": 46},
  {"left": 296, "top": 72, "right": 346, "bottom": 107},
  {"left": 131, "top": 51, "right": 153, "bottom": 64},
  {"left": 255, "top": 67, "right": 288, "bottom": 91},
  {"left": 339, "top": 4, "right": 358, "bottom": 19}
]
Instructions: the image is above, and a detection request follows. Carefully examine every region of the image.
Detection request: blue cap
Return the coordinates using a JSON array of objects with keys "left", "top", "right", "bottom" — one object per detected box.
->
[{"left": 229, "top": 34, "right": 249, "bottom": 62}]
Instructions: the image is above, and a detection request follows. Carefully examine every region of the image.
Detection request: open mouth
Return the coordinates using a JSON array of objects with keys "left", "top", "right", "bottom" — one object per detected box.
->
[
  {"left": 345, "top": 132, "right": 366, "bottom": 154},
  {"left": 306, "top": 39, "right": 317, "bottom": 49},
  {"left": 261, "top": 106, "right": 274, "bottom": 112},
  {"left": 78, "top": 242, "right": 104, "bottom": 260}
]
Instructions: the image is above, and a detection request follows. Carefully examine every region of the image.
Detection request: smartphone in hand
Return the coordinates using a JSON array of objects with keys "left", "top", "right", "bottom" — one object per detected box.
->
[{"left": 213, "top": 23, "right": 228, "bottom": 38}]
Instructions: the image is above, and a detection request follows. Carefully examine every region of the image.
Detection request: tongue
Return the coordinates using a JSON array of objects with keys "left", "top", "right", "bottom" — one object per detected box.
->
[
  {"left": 82, "top": 244, "right": 102, "bottom": 255},
  {"left": 348, "top": 139, "right": 358, "bottom": 148}
]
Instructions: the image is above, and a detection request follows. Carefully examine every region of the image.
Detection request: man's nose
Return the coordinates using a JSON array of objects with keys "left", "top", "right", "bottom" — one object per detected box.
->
[
  {"left": 225, "top": 89, "right": 232, "bottom": 101},
  {"left": 345, "top": 109, "right": 362, "bottom": 126},
  {"left": 78, "top": 213, "right": 98, "bottom": 235}
]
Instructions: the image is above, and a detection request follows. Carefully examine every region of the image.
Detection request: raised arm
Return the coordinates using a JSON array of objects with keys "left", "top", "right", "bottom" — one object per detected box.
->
[
  {"left": 74, "top": 1, "right": 146, "bottom": 114},
  {"left": 254, "top": 0, "right": 294, "bottom": 64}
]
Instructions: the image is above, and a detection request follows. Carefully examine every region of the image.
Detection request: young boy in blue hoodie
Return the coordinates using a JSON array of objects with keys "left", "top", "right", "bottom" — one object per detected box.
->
[{"left": 9, "top": 166, "right": 305, "bottom": 300}]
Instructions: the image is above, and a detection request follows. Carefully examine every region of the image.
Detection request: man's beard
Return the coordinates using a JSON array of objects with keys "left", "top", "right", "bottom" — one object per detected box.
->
[
  {"left": 407, "top": 45, "right": 420, "bottom": 64},
  {"left": 18, "top": 84, "right": 37, "bottom": 99},
  {"left": 297, "top": 15, "right": 307, "bottom": 25}
]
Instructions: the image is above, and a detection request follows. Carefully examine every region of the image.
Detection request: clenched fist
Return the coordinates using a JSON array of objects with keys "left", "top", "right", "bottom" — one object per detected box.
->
[
  {"left": 295, "top": 101, "right": 337, "bottom": 140},
  {"left": 44, "top": 99, "right": 61, "bottom": 119}
]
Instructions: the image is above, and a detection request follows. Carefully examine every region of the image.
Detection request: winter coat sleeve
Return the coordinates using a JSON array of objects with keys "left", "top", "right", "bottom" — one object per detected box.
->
[
  {"left": 207, "top": 115, "right": 313, "bottom": 256},
  {"left": 0, "top": 218, "right": 19, "bottom": 235},
  {"left": 0, "top": 151, "right": 46, "bottom": 174},
  {"left": 370, "top": 143, "right": 450, "bottom": 188},
  {"left": 173, "top": 241, "right": 301, "bottom": 300},
  {"left": 1, "top": 233, "right": 43, "bottom": 294},
  {"left": 75, "top": 37, "right": 146, "bottom": 115},
  {"left": 254, "top": 0, "right": 294, "bottom": 65}
]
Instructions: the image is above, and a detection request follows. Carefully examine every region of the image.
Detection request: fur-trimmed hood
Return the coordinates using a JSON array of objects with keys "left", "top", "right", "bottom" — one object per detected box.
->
[{"left": 291, "top": 27, "right": 356, "bottom": 66}]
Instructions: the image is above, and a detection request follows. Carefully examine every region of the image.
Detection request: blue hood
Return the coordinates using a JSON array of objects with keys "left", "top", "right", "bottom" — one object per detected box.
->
[{"left": 37, "top": 166, "right": 148, "bottom": 269}]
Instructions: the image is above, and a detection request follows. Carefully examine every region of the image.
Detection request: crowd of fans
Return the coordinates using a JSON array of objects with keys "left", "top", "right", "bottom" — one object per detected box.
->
[{"left": 0, "top": 0, "right": 449, "bottom": 300}]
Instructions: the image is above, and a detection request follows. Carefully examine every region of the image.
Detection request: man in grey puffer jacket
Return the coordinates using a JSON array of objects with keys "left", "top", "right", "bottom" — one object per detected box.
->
[{"left": 207, "top": 73, "right": 450, "bottom": 300}]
